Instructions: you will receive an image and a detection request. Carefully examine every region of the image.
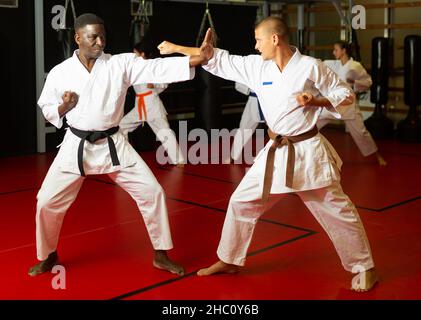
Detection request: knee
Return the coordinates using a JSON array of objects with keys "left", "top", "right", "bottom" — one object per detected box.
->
[
  {"left": 36, "top": 187, "right": 63, "bottom": 214},
  {"left": 36, "top": 192, "right": 56, "bottom": 214},
  {"left": 149, "top": 182, "right": 165, "bottom": 201}
]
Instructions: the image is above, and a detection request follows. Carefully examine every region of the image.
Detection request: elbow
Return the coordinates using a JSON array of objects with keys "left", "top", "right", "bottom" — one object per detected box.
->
[{"left": 339, "top": 92, "right": 355, "bottom": 106}]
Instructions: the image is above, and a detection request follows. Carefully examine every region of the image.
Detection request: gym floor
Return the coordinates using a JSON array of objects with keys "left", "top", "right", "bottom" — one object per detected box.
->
[{"left": 0, "top": 127, "right": 420, "bottom": 300}]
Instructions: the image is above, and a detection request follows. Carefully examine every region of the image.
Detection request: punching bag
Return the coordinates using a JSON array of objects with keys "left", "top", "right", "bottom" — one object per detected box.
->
[
  {"left": 364, "top": 37, "right": 394, "bottom": 139},
  {"left": 130, "top": 17, "right": 148, "bottom": 47},
  {"left": 57, "top": 28, "right": 75, "bottom": 60},
  {"left": 57, "top": 0, "right": 77, "bottom": 60},
  {"left": 397, "top": 35, "right": 421, "bottom": 142},
  {"left": 196, "top": 67, "right": 221, "bottom": 134}
]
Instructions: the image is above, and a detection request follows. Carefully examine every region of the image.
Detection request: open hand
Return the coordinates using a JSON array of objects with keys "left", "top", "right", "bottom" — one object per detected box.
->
[{"left": 199, "top": 28, "right": 215, "bottom": 65}]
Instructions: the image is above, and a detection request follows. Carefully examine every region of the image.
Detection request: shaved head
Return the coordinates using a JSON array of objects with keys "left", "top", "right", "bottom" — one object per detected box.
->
[{"left": 255, "top": 17, "right": 289, "bottom": 42}]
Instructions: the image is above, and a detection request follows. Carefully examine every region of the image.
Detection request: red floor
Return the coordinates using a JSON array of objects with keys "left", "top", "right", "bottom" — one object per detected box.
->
[{"left": 0, "top": 127, "right": 420, "bottom": 300}]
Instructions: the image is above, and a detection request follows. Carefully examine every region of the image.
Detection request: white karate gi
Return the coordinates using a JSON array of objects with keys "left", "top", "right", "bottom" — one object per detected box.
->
[
  {"left": 230, "top": 82, "right": 265, "bottom": 162},
  {"left": 318, "top": 58, "right": 378, "bottom": 156},
  {"left": 120, "top": 83, "right": 185, "bottom": 165},
  {"left": 36, "top": 50, "right": 194, "bottom": 260},
  {"left": 202, "top": 47, "right": 375, "bottom": 272}
]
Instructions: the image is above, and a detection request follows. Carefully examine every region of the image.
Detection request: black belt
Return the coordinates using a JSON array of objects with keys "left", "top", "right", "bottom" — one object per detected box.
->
[{"left": 69, "top": 126, "right": 120, "bottom": 176}]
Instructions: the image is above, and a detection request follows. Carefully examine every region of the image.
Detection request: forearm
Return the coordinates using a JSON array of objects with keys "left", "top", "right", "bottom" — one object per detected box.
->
[
  {"left": 312, "top": 96, "right": 333, "bottom": 108},
  {"left": 189, "top": 55, "right": 207, "bottom": 67},
  {"left": 174, "top": 45, "right": 201, "bottom": 56}
]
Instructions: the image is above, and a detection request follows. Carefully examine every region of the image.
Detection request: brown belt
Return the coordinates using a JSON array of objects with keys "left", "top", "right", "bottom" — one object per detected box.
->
[{"left": 262, "top": 126, "right": 319, "bottom": 202}]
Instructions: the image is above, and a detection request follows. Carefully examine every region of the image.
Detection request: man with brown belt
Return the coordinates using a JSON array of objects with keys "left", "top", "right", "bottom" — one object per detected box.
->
[{"left": 160, "top": 18, "right": 378, "bottom": 292}]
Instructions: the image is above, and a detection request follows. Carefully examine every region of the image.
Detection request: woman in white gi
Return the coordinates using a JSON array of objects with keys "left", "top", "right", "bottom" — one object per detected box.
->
[
  {"left": 318, "top": 41, "right": 386, "bottom": 166},
  {"left": 160, "top": 19, "right": 378, "bottom": 292},
  {"left": 120, "top": 41, "right": 185, "bottom": 167},
  {"left": 28, "top": 14, "right": 210, "bottom": 277}
]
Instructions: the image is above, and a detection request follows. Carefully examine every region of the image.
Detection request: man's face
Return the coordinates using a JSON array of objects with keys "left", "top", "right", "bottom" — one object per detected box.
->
[
  {"left": 254, "top": 26, "right": 278, "bottom": 60},
  {"left": 333, "top": 44, "right": 345, "bottom": 60},
  {"left": 75, "top": 24, "right": 106, "bottom": 59}
]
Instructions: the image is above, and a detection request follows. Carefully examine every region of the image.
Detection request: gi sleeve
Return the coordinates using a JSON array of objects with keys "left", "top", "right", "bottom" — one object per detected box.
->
[
  {"left": 37, "top": 70, "right": 64, "bottom": 129},
  {"left": 122, "top": 53, "right": 195, "bottom": 86},
  {"left": 202, "top": 48, "right": 262, "bottom": 92},
  {"left": 349, "top": 63, "right": 372, "bottom": 93},
  {"left": 310, "top": 60, "right": 355, "bottom": 119}
]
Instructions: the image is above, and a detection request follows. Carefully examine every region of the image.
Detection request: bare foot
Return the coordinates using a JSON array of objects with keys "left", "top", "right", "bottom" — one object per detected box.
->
[
  {"left": 153, "top": 250, "right": 184, "bottom": 276},
  {"left": 197, "top": 260, "right": 239, "bottom": 276},
  {"left": 351, "top": 268, "right": 379, "bottom": 292},
  {"left": 376, "top": 152, "right": 387, "bottom": 166},
  {"left": 176, "top": 163, "right": 185, "bottom": 168},
  {"left": 28, "top": 251, "right": 59, "bottom": 277}
]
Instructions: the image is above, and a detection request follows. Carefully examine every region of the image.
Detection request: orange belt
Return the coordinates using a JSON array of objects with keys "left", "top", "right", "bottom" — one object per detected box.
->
[
  {"left": 262, "top": 126, "right": 319, "bottom": 202},
  {"left": 136, "top": 91, "right": 153, "bottom": 121}
]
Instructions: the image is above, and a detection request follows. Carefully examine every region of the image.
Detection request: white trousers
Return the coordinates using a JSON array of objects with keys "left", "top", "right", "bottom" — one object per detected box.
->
[
  {"left": 217, "top": 162, "right": 375, "bottom": 272},
  {"left": 35, "top": 152, "right": 173, "bottom": 261},
  {"left": 120, "top": 110, "right": 185, "bottom": 165},
  {"left": 317, "top": 105, "right": 378, "bottom": 157}
]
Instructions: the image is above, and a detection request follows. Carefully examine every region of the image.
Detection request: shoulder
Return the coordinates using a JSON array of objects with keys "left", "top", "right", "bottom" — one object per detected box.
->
[
  {"left": 298, "top": 54, "right": 322, "bottom": 69},
  {"left": 348, "top": 59, "right": 365, "bottom": 70},
  {"left": 46, "top": 57, "right": 73, "bottom": 80},
  {"left": 109, "top": 52, "right": 136, "bottom": 61},
  {"left": 323, "top": 59, "right": 337, "bottom": 67}
]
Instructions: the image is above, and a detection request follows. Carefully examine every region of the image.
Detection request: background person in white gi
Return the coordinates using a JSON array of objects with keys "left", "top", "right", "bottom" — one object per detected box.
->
[
  {"left": 120, "top": 40, "right": 185, "bottom": 167},
  {"left": 229, "top": 82, "right": 266, "bottom": 164},
  {"left": 161, "top": 20, "right": 378, "bottom": 292},
  {"left": 318, "top": 41, "right": 387, "bottom": 166},
  {"left": 28, "top": 13, "right": 210, "bottom": 276}
]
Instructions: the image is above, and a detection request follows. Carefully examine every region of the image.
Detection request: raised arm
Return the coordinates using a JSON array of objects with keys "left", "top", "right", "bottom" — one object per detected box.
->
[
  {"left": 158, "top": 41, "right": 201, "bottom": 56},
  {"left": 125, "top": 30, "right": 215, "bottom": 86}
]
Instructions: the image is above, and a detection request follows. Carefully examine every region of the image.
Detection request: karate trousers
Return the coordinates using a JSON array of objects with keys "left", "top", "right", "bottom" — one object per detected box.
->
[
  {"left": 35, "top": 153, "right": 173, "bottom": 261},
  {"left": 317, "top": 105, "right": 378, "bottom": 157},
  {"left": 216, "top": 163, "right": 375, "bottom": 273}
]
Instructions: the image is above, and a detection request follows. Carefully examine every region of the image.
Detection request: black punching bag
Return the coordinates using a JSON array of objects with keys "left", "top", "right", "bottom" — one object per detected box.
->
[
  {"left": 397, "top": 35, "right": 421, "bottom": 142},
  {"left": 365, "top": 37, "right": 394, "bottom": 139},
  {"left": 57, "top": 28, "right": 75, "bottom": 60},
  {"left": 196, "top": 67, "right": 221, "bottom": 134},
  {"left": 130, "top": 17, "right": 149, "bottom": 47}
]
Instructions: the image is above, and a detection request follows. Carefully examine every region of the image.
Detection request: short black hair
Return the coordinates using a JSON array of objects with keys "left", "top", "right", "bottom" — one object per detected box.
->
[
  {"left": 134, "top": 40, "right": 157, "bottom": 59},
  {"left": 74, "top": 13, "right": 104, "bottom": 31}
]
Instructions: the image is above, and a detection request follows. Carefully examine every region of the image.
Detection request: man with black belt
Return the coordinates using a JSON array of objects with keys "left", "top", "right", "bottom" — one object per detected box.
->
[
  {"left": 29, "top": 13, "right": 211, "bottom": 277},
  {"left": 162, "top": 19, "right": 378, "bottom": 292}
]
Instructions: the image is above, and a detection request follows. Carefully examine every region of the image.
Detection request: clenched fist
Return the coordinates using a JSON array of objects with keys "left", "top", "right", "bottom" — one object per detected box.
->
[
  {"left": 62, "top": 91, "right": 79, "bottom": 110},
  {"left": 296, "top": 92, "right": 313, "bottom": 106},
  {"left": 157, "top": 41, "right": 177, "bottom": 55}
]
